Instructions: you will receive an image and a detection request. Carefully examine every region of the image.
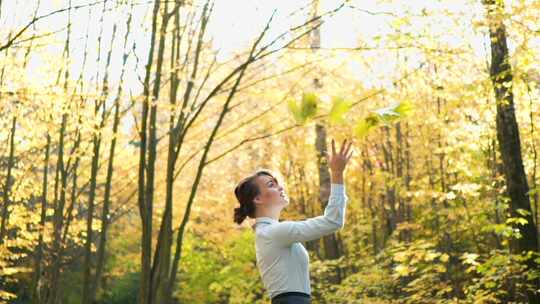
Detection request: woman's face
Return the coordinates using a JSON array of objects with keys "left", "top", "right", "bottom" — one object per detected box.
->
[{"left": 254, "top": 174, "right": 289, "bottom": 208}]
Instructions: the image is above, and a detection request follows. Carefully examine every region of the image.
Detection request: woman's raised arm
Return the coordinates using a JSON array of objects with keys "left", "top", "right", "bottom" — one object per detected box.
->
[
  {"left": 266, "top": 138, "right": 354, "bottom": 247},
  {"left": 265, "top": 183, "right": 348, "bottom": 246}
]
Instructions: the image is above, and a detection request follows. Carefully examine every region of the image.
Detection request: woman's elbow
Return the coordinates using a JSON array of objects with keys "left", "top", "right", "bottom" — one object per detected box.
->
[{"left": 327, "top": 217, "right": 345, "bottom": 230}]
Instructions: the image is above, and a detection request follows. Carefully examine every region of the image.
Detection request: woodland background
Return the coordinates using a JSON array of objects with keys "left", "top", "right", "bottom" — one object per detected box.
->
[{"left": 0, "top": 0, "right": 539, "bottom": 303}]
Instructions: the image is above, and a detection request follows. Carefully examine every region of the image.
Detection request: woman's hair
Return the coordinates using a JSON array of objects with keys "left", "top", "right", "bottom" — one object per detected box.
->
[{"left": 233, "top": 169, "right": 276, "bottom": 225}]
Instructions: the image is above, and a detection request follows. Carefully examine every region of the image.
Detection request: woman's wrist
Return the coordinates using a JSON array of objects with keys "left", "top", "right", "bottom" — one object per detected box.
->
[{"left": 331, "top": 171, "right": 344, "bottom": 184}]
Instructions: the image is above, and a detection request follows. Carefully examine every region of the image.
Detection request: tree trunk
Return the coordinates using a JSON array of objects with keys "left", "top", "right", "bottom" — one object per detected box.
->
[
  {"left": 31, "top": 134, "right": 50, "bottom": 303},
  {"left": 93, "top": 4, "right": 133, "bottom": 300},
  {"left": 484, "top": 0, "right": 539, "bottom": 301},
  {"left": 166, "top": 22, "right": 266, "bottom": 302},
  {"left": 0, "top": 116, "right": 16, "bottom": 244},
  {"left": 152, "top": 5, "right": 181, "bottom": 303},
  {"left": 46, "top": 3, "right": 72, "bottom": 301},
  {"left": 310, "top": 0, "right": 342, "bottom": 284},
  {"left": 315, "top": 124, "right": 342, "bottom": 261},
  {"left": 137, "top": 0, "right": 161, "bottom": 302},
  {"left": 46, "top": 113, "right": 68, "bottom": 304}
]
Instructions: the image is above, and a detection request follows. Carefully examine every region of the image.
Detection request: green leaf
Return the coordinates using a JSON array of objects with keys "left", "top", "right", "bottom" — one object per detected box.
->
[
  {"left": 288, "top": 92, "right": 319, "bottom": 124},
  {"left": 287, "top": 99, "right": 304, "bottom": 124},
  {"left": 395, "top": 100, "right": 413, "bottom": 116},
  {"left": 354, "top": 115, "right": 380, "bottom": 138},
  {"left": 372, "top": 103, "right": 401, "bottom": 123},
  {"left": 329, "top": 96, "right": 352, "bottom": 124},
  {"left": 506, "top": 217, "right": 529, "bottom": 226},
  {"left": 516, "top": 208, "right": 531, "bottom": 217},
  {"left": 301, "top": 92, "right": 319, "bottom": 120}
]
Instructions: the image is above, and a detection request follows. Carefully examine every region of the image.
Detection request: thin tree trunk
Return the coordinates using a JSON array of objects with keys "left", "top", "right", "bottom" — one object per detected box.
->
[
  {"left": 56, "top": 8, "right": 90, "bottom": 288},
  {"left": 137, "top": 0, "right": 161, "bottom": 301},
  {"left": 404, "top": 122, "right": 413, "bottom": 242},
  {"left": 83, "top": 0, "right": 119, "bottom": 300},
  {"left": 46, "top": 113, "right": 69, "bottom": 304},
  {"left": 62, "top": 123, "right": 82, "bottom": 246},
  {"left": 144, "top": 0, "right": 172, "bottom": 302},
  {"left": 396, "top": 121, "right": 405, "bottom": 241},
  {"left": 92, "top": 3, "right": 133, "bottom": 300},
  {"left": 381, "top": 129, "right": 397, "bottom": 236},
  {"left": 0, "top": 116, "right": 16, "bottom": 244},
  {"left": 315, "top": 124, "right": 342, "bottom": 262},
  {"left": 151, "top": 2, "right": 198, "bottom": 302},
  {"left": 363, "top": 150, "right": 379, "bottom": 255},
  {"left": 309, "top": 0, "right": 341, "bottom": 284},
  {"left": 27, "top": 1, "right": 44, "bottom": 295},
  {"left": 45, "top": 2, "right": 72, "bottom": 301},
  {"left": 31, "top": 134, "right": 50, "bottom": 303},
  {"left": 435, "top": 92, "right": 454, "bottom": 252},
  {"left": 427, "top": 152, "right": 441, "bottom": 234}
]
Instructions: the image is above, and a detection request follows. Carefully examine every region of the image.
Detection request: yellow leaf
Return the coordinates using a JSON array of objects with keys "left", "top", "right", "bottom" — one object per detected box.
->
[
  {"left": 440, "top": 253, "right": 449, "bottom": 262},
  {"left": 329, "top": 96, "right": 351, "bottom": 124},
  {"left": 395, "top": 264, "right": 412, "bottom": 276},
  {"left": 394, "top": 251, "right": 408, "bottom": 262},
  {"left": 425, "top": 252, "right": 440, "bottom": 261}
]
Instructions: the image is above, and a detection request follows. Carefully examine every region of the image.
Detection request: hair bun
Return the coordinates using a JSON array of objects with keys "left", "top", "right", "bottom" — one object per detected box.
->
[{"left": 234, "top": 206, "right": 247, "bottom": 225}]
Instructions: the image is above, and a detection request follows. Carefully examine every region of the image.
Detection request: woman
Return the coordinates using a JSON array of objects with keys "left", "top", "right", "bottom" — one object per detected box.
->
[{"left": 233, "top": 138, "right": 354, "bottom": 304}]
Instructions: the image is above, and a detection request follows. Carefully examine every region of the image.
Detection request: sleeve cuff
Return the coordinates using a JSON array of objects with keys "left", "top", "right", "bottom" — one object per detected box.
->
[{"left": 330, "top": 183, "right": 345, "bottom": 196}]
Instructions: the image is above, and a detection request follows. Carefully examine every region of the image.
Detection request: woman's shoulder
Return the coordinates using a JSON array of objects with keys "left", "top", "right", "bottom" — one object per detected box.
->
[
  {"left": 254, "top": 222, "right": 272, "bottom": 236},
  {"left": 254, "top": 222, "right": 283, "bottom": 244}
]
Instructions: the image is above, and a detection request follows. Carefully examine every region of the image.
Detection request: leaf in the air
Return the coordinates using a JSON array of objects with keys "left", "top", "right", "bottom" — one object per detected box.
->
[
  {"left": 372, "top": 102, "right": 400, "bottom": 123},
  {"left": 395, "top": 100, "right": 413, "bottom": 116},
  {"left": 329, "top": 96, "right": 352, "bottom": 124},
  {"left": 301, "top": 92, "right": 318, "bottom": 121},
  {"left": 287, "top": 99, "right": 304, "bottom": 124},
  {"left": 354, "top": 114, "right": 380, "bottom": 138}
]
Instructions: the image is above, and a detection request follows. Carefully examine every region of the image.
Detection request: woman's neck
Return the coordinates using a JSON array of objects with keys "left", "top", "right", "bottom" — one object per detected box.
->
[{"left": 255, "top": 208, "right": 281, "bottom": 220}]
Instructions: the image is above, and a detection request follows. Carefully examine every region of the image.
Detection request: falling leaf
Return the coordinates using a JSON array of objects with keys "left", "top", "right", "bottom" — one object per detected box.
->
[
  {"left": 301, "top": 92, "right": 318, "bottom": 120},
  {"left": 287, "top": 92, "right": 319, "bottom": 124},
  {"left": 354, "top": 115, "right": 379, "bottom": 138},
  {"left": 395, "top": 100, "right": 413, "bottom": 116},
  {"left": 329, "top": 96, "right": 352, "bottom": 124},
  {"left": 287, "top": 99, "right": 304, "bottom": 124},
  {"left": 372, "top": 103, "right": 401, "bottom": 123}
]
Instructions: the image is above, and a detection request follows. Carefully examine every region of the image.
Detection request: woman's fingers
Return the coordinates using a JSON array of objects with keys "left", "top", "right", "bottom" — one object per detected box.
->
[
  {"left": 340, "top": 138, "right": 347, "bottom": 155},
  {"left": 344, "top": 141, "right": 353, "bottom": 156},
  {"left": 346, "top": 148, "right": 354, "bottom": 161},
  {"left": 331, "top": 137, "right": 354, "bottom": 159},
  {"left": 340, "top": 139, "right": 353, "bottom": 157}
]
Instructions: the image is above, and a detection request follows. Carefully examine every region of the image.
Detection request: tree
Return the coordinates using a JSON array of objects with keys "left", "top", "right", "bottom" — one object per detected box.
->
[{"left": 483, "top": 0, "right": 539, "bottom": 301}]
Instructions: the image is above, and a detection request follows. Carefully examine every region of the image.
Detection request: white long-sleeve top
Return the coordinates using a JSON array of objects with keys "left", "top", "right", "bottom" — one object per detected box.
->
[{"left": 251, "top": 183, "right": 348, "bottom": 299}]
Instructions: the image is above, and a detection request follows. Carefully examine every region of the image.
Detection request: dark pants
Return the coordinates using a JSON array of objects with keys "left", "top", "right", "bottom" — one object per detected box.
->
[{"left": 271, "top": 292, "right": 311, "bottom": 304}]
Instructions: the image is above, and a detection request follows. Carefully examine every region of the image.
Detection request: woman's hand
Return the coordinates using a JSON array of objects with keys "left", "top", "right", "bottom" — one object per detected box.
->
[{"left": 329, "top": 138, "right": 354, "bottom": 184}]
